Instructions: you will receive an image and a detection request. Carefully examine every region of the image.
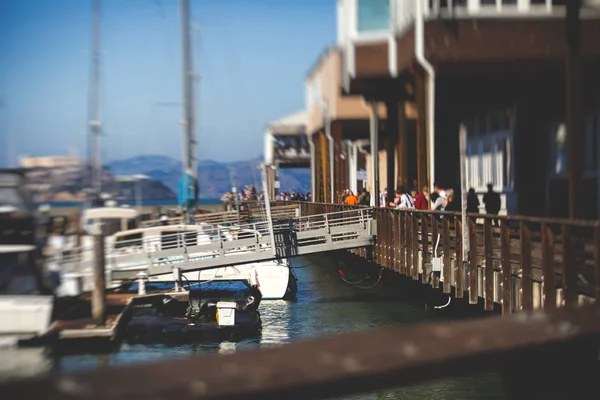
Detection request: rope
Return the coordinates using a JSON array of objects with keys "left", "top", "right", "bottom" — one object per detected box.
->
[{"left": 337, "top": 262, "right": 385, "bottom": 290}]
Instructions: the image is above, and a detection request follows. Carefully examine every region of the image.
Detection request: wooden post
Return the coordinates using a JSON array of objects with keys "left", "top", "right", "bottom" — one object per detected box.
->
[
  {"left": 396, "top": 102, "right": 409, "bottom": 188},
  {"left": 484, "top": 219, "right": 494, "bottom": 311},
  {"left": 442, "top": 217, "right": 451, "bottom": 293},
  {"left": 333, "top": 123, "right": 344, "bottom": 202},
  {"left": 469, "top": 219, "right": 478, "bottom": 304},
  {"left": 593, "top": 223, "right": 600, "bottom": 302},
  {"left": 385, "top": 101, "right": 398, "bottom": 205},
  {"left": 541, "top": 223, "right": 556, "bottom": 309},
  {"left": 455, "top": 219, "right": 464, "bottom": 298},
  {"left": 520, "top": 222, "right": 533, "bottom": 311},
  {"left": 369, "top": 100, "right": 380, "bottom": 205},
  {"left": 566, "top": 0, "right": 585, "bottom": 219},
  {"left": 319, "top": 131, "right": 331, "bottom": 203},
  {"left": 415, "top": 72, "right": 429, "bottom": 191},
  {"left": 501, "top": 223, "right": 512, "bottom": 314},
  {"left": 561, "top": 224, "right": 577, "bottom": 307},
  {"left": 92, "top": 227, "right": 106, "bottom": 326}
]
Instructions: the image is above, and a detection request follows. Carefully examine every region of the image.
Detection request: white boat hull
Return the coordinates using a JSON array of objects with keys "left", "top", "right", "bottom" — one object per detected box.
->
[
  {"left": 0, "top": 296, "right": 53, "bottom": 337},
  {"left": 148, "top": 261, "right": 291, "bottom": 300}
]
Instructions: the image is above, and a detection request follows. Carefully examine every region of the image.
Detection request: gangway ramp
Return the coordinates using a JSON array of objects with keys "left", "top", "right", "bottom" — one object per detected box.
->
[
  {"left": 106, "top": 208, "right": 373, "bottom": 280},
  {"left": 140, "top": 204, "right": 300, "bottom": 227}
]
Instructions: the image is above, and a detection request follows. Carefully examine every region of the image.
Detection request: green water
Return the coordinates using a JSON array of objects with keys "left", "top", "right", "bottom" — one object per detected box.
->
[{"left": 0, "top": 255, "right": 504, "bottom": 399}]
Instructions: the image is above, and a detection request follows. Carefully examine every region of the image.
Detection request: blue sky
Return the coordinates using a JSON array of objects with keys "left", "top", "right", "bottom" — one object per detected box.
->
[{"left": 0, "top": 0, "right": 335, "bottom": 166}]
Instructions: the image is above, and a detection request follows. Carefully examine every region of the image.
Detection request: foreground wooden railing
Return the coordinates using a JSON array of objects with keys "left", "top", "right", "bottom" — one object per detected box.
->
[
  {"left": 295, "top": 202, "right": 600, "bottom": 314},
  {"left": 2, "top": 304, "right": 600, "bottom": 399}
]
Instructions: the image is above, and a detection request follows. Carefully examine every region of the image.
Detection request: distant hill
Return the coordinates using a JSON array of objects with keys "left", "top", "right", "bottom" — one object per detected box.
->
[
  {"left": 23, "top": 163, "right": 176, "bottom": 203},
  {"left": 107, "top": 155, "right": 311, "bottom": 199}
]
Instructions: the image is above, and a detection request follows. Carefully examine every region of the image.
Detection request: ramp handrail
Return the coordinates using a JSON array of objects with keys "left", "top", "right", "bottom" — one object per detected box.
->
[{"left": 48, "top": 208, "right": 375, "bottom": 277}]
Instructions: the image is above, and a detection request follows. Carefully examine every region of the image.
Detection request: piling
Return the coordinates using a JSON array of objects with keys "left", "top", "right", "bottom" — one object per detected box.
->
[{"left": 92, "top": 228, "right": 106, "bottom": 326}]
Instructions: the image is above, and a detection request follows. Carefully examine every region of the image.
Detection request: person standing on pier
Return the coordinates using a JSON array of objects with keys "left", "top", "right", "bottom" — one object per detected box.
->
[
  {"left": 344, "top": 191, "right": 358, "bottom": 205},
  {"left": 483, "top": 183, "right": 501, "bottom": 226},
  {"left": 358, "top": 189, "right": 370, "bottom": 206},
  {"left": 414, "top": 186, "right": 429, "bottom": 210}
]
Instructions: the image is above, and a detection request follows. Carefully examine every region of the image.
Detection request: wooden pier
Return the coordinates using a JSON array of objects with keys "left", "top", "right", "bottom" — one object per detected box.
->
[{"left": 295, "top": 201, "right": 600, "bottom": 314}]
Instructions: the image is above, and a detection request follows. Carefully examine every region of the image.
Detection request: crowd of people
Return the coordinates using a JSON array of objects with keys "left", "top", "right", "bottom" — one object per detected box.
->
[{"left": 339, "top": 181, "right": 502, "bottom": 219}]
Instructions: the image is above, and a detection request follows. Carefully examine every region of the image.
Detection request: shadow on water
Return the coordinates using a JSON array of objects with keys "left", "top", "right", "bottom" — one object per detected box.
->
[{"left": 0, "top": 252, "right": 504, "bottom": 399}]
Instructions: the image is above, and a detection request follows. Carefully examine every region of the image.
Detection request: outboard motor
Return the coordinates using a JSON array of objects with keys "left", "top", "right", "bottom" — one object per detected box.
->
[{"left": 235, "top": 284, "right": 262, "bottom": 312}]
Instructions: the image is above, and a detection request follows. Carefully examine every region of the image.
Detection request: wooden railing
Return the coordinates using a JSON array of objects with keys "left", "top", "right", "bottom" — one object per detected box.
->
[
  {"left": 2, "top": 304, "right": 600, "bottom": 399},
  {"left": 296, "top": 202, "right": 600, "bottom": 314}
]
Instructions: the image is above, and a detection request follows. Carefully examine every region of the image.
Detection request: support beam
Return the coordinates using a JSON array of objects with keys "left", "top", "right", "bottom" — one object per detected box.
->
[
  {"left": 385, "top": 101, "right": 398, "bottom": 204},
  {"left": 314, "top": 132, "right": 322, "bottom": 202},
  {"left": 369, "top": 100, "right": 380, "bottom": 207},
  {"left": 415, "top": 72, "right": 429, "bottom": 192},
  {"left": 566, "top": 0, "right": 585, "bottom": 218},
  {"left": 308, "top": 134, "right": 316, "bottom": 201},
  {"left": 333, "top": 123, "right": 344, "bottom": 203},
  {"left": 318, "top": 131, "right": 331, "bottom": 203},
  {"left": 348, "top": 140, "right": 358, "bottom": 194},
  {"left": 396, "top": 102, "right": 409, "bottom": 188},
  {"left": 92, "top": 229, "right": 106, "bottom": 326}
]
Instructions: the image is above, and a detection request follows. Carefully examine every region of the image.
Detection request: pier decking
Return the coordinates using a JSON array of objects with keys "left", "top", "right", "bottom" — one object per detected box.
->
[{"left": 296, "top": 201, "right": 600, "bottom": 314}]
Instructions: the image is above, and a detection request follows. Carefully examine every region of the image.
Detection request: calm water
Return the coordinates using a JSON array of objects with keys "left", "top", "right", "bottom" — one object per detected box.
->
[{"left": 0, "top": 255, "right": 504, "bottom": 399}]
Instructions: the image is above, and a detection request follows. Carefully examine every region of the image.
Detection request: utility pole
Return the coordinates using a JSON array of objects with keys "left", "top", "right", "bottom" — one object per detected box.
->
[
  {"left": 233, "top": 181, "right": 241, "bottom": 224},
  {"left": 180, "top": 0, "right": 198, "bottom": 224},
  {"left": 0, "top": 101, "right": 6, "bottom": 168},
  {"left": 566, "top": 0, "right": 584, "bottom": 219},
  {"left": 89, "top": 0, "right": 102, "bottom": 195}
]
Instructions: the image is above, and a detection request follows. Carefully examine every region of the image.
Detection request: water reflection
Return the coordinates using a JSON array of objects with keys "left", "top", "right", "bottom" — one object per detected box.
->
[
  {"left": 0, "top": 254, "right": 504, "bottom": 398},
  {"left": 259, "top": 300, "right": 292, "bottom": 347}
]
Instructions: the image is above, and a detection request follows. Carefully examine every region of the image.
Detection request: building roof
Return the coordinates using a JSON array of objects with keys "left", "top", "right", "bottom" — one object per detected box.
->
[
  {"left": 305, "top": 45, "right": 339, "bottom": 80},
  {"left": 267, "top": 110, "right": 308, "bottom": 135}
]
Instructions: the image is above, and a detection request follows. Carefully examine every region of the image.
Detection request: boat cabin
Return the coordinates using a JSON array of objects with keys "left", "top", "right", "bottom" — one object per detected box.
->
[{"left": 81, "top": 207, "right": 140, "bottom": 236}]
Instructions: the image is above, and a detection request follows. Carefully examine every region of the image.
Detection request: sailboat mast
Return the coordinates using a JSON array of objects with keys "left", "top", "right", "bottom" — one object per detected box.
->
[
  {"left": 180, "top": 0, "right": 198, "bottom": 224},
  {"left": 89, "top": 0, "right": 102, "bottom": 195}
]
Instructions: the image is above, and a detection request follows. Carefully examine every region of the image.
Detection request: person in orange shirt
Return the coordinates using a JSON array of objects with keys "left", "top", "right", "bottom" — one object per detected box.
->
[{"left": 344, "top": 190, "right": 358, "bottom": 205}]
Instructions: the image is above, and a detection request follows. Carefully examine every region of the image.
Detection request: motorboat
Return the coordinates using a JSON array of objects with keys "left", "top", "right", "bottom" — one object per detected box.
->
[
  {"left": 47, "top": 207, "right": 296, "bottom": 300},
  {"left": 0, "top": 170, "right": 54, "bottom": 343}
]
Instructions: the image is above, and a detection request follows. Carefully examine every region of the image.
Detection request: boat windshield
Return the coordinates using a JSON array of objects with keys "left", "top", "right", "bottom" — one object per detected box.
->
[{"left": 0, "top": 172, "right": 33, "bottom": 216}]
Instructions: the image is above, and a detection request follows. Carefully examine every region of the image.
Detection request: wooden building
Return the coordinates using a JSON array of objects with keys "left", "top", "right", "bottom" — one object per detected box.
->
[{"left": 334, "top": 0, "right": 600, "bottom": 218}]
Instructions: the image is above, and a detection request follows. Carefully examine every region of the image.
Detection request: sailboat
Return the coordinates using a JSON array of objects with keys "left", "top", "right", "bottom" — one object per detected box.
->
[{"left": 47, "top": 0, "right": 295, "bottom": 301}]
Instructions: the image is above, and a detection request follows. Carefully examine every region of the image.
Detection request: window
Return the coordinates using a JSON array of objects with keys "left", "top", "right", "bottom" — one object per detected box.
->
[
  {"left": 550, "top": 116, "right": 598, "bottom": 177},
  {"left": 357, "top": 0, "right": 390, "bottom": 32},
  {"left": 585, "top": 116, "right": 598, "bottom": 172},
  {"left": 465, "top": 106, "right": 515, "bottom": 191}
]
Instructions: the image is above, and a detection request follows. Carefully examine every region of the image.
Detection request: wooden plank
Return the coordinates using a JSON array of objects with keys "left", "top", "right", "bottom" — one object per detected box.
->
[
  {"left": 375, "top": 209, "right": 381, "bottom": 265},
  {"left": 431, "top": 215, "right": 439, "bottom": 288},
  {"left": 469, "top": 219, "right": 478, "bottom": 305},
  {"left": 442, "top": 218, "right": 451, "bottom": 294},
  {"left": 594, "top": 223, "right": 600, "bottom": 302},
  {"left": 406, "top": 212, "right": 413, "bottom": 277},
  {"left": 399, "top": 212, "right": 406, "bottom": 275},
  {"left": 484, "top": 219, "right": 494, "bottom": 311},
  {"left": 561, "top": 224, "right": 577, "bottom": 308},
  {"left": 421, "top": 215, "right": 429, "bottom": 284},
  {"left": 501, "top": 223, "right": 512, "bottom": 315},
  {"left": 393, "top": 212, "right": 400, "bottom": 273},
  {"left": 541, "top": 223, "right": 556, "bottom": 309},
  {"left": 412, "top": 213, "right": 419, "bottom": 280},
  {"left": 5, "top": 305, "right": 600, "bottom": 400},
  {"left": 385, "top": 209, "right": 394, "bottom": 269},
  {"left": 520, "top": 222, "right": 532, "bottom": 311},
  {"left": 455, "top": 219, "right": 464, "bottom": 298}
]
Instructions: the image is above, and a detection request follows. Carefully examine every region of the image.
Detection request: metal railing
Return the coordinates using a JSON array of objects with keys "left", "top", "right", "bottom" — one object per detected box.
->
[
  {"left": 299, "top": 202, "right": 600, "bottom": 313},
  {"left": 343, "top": 0, "right": 588, "bottom": 43},
  {"left": 50, "top": 207, "right": 374, "bottom": 279}
]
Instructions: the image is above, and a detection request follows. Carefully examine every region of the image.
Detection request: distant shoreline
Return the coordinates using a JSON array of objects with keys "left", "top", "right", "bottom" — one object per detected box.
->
[
  {"left": 35, "top": 198, "right": 221, "bottom": 208},
  {"left": 37, "top": 198, "right": 223, "bottom": 217}
]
